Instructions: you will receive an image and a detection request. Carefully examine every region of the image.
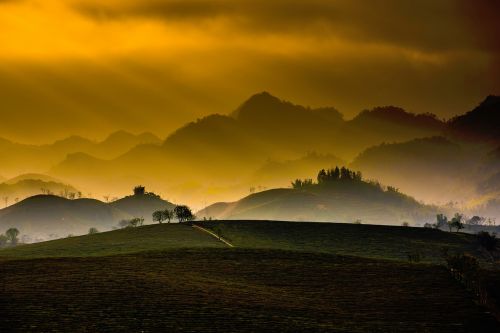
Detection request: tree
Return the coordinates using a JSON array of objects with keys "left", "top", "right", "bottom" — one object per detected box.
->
[
  {"left": 88, "top": 227, "right": 99, "bottom": 235},
  {"left": 174, "top": 205, "right": 195, "bottom": 223},
  {"left": 162, "top": 209, "right": 174, "bottom": 223},
  {"left": 133, "top": 186, "right": 146, "bottom": 196},
  {"left": 129, "top": 217, "right": 144, "bottom": 227},
  {"left": 153, "top": 210, "right": 165, "bottom": 224},
  {"left": 435, "top": 214, "right": 448, "bottom": 229},
  {"left": 450, "top": 213, "right": 464, "bottom": 232},
  {"left": 5, "top": 228, "right": 19, "bottom": 246}
]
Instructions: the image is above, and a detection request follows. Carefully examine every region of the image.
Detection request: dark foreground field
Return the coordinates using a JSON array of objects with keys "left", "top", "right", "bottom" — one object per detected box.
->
[{"left": 1, "top": 248, "right": 499, "bottom": 333}]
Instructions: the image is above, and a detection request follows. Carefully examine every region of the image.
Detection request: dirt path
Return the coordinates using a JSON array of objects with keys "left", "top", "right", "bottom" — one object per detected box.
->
[{"left": 192, "top": 224, "right": 234, "bottom": 248}]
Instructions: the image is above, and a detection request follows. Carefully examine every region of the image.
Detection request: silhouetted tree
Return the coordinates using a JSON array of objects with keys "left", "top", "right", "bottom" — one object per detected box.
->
[
  {"left": 450, "top": 213, "right": 464, "bottom": 232},
  {"left": 5, "top": 228, "right": 19, "bottom": 246},
  {"left": 88, "top": 227, "right": 99, "bottom": 235},
  {"left": 163, "top": 209, "right": 174, "bottom": 223},
  {"left": 153, "top": 210, "right": 165, "bottom": 224},
  {"left": 133, "top": 186, "right": 146, "bottom": 196},
  {"left": 174, "top": 205, "right": 194, "bottom": 223},
  {"left": 435, "top": 214, "right": 448, "bottom": 229}
]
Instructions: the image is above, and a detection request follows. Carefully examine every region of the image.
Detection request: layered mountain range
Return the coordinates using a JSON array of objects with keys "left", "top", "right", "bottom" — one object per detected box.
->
[{"left": 0, "top": 92, "right": 498, "bottom": 222}]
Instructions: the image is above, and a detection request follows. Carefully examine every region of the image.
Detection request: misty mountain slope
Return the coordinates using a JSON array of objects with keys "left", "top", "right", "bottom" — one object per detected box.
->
[
  {"left": 447, "top": 95, "right": 500, "bottom": 143},
  {"left": 49, "top": 93, "right": 497, "bottom": 207},
  {"left": 250, "top": 153, "right": 345, "bottom": 188},
  {"left": 350, "top": 137, "right": 478, "bottom": 203},
  {"left": 110, "top": 193, "right": 175, "bottom": 223},
  {"left": 198, "top": 179, "right": 438, "bottom": 225},
  {"left": 0, "top": 195, "right": 129, "bottom": 239},
  {"left": 163, "top": 114, "right": 267, "bottom": 172},
  {"left": 0, "top": 131, "right": 161, "bottom": 177},
  {"left": 339, "top": 106, "right": 445, "bottom": 157},
  {"left": 232, "top": 92, "right": 344, "bottom": 154},
  {"left": 4, "top": 173, "right": 64, "bottom": 185},
  {"left": 0, "top": 178, "right": 79, "bottom": 203}
]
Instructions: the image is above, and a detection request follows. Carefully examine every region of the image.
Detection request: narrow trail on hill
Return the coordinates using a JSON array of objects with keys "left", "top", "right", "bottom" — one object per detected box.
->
[{"left": 192, "top": 224, "right": 234, "bottom": 248}]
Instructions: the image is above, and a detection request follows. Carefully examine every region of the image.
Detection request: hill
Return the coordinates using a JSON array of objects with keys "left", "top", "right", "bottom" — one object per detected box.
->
[
  {"left": 198, "top": 167, "right": 438, "bottom": 225},
  {"left": 110, "top": 192, "right": 175, "bottom": 223},
  {"left": 447, "top": 95, "right": 500, "bottom": 143},
  {"left": 0, "top": 224, "right": 223, "bottom": 258},
  {"left": 1, "top": 223, "right": 499, "bottom": 332},
  {"left": 0, "top": 195, "right": 128, "bottom": 240},
  {"left": 200, "top": 220, "right": 482, "bottom": 263}
]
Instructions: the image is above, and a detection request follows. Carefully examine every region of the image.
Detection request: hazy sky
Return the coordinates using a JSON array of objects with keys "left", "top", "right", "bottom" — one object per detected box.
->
[{"left": 0, "top": 0, "right": 498, "bottom": 143}]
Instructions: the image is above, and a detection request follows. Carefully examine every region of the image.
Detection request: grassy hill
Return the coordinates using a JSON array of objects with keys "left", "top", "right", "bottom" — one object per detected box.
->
[
  {"left": 0, "top": 220, "right": 484, "bottom": 264},
  {"left": 199, "top": 220, "right": 483, "bottom": 264},
  {"left": 0, "top": 224, "right": 224, "bottom": 258},
  {"left": 1, "top": 221, "right": 499, "bottom": 332},
  {"left": 2, "top": 248, "right": 499, "bottom": 332}
]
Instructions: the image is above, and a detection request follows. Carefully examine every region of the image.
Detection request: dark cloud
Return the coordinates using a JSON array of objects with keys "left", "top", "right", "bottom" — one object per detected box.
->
[
  {"left": 75, "top": 0, "right": 472, "bottom": 52},
  {"left": 458, "top": 0, "right": 500, "bottom": 86}
]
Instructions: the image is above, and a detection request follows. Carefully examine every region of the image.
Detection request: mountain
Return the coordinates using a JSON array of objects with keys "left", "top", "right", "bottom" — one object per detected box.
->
[
  {"left": 447, "top": 95, "right": 500, "bottom": 143},
  {"left": 51, "top": 93, "right": 446, "bottom": 200},
  {"left": 0, "top": 131, "right": 161, "bottom": 177},
  {"left": 3, "top": 173, "right": 63, "bottom": 185},
  {"left": 337, "top": 106, "right": 445, "bottom": 158},
  {"left": 350, "top": 137, "right": 477, "bottom": 203},
  {"left": 198, "top": 169, "right": 438, "bottom": 225}
]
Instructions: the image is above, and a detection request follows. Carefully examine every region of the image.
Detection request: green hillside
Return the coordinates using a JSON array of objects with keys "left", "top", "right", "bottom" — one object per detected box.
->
[
  {"left": 1, "top": 248, "right": 498, "bottom": 332},
  {"left": 200, "top": 220, "right": 481, "bottom": 264},
  {"left": 0, "top": 224, "right": 224, "bottom": 258},
  {"left": 1, "top": 221, "right": 499, "bottom": 332}
]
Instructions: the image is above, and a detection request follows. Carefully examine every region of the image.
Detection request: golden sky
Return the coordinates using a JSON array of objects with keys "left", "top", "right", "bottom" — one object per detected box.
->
[{"left": 0, "top": 0, "right": 498, "bottom": 143}]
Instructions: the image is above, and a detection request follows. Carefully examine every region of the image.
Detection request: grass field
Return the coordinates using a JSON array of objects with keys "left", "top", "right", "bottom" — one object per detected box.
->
[
  {"left": 1, "top": 248, "right": 499, "bottom": 332},
  {"left": 0, "top": 224, "right": 224, "bottom": 258},
  {"left": 200, "top": 220, "right": 482, "bottom": 263},
  {"left": 1, "top": 221, "right": 499, "bottom": 332}
]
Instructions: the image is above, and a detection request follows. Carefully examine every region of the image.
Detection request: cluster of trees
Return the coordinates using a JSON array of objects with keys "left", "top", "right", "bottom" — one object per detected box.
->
[
  {"left": 153, "top": 205, "right": 195, "bottom": 224},
  {"left": 426, "top": 214, "right": 497, "bottom": 232},
  {"left": 431, "top": 213, "right": 465, "bottom": 232},
  {"left": 317, "top": 167, "right": 363, "bottom": 183},
  {"left": 0, "top": 228, "right": 20, "bottom": 248},
  {"left": 292, "top": 166, "right": 363, "bottom": 189},
  {"left": 118, "top": 217, "right": 145, "bottom": 229}
]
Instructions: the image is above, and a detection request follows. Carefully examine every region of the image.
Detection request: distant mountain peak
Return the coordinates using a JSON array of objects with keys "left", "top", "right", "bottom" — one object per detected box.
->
[
  {"left": 447, "top": 95, "right": 500, "bottom": 142},
  {"left": 232, "top": 92, "right": 284, "bottom": 118}
]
